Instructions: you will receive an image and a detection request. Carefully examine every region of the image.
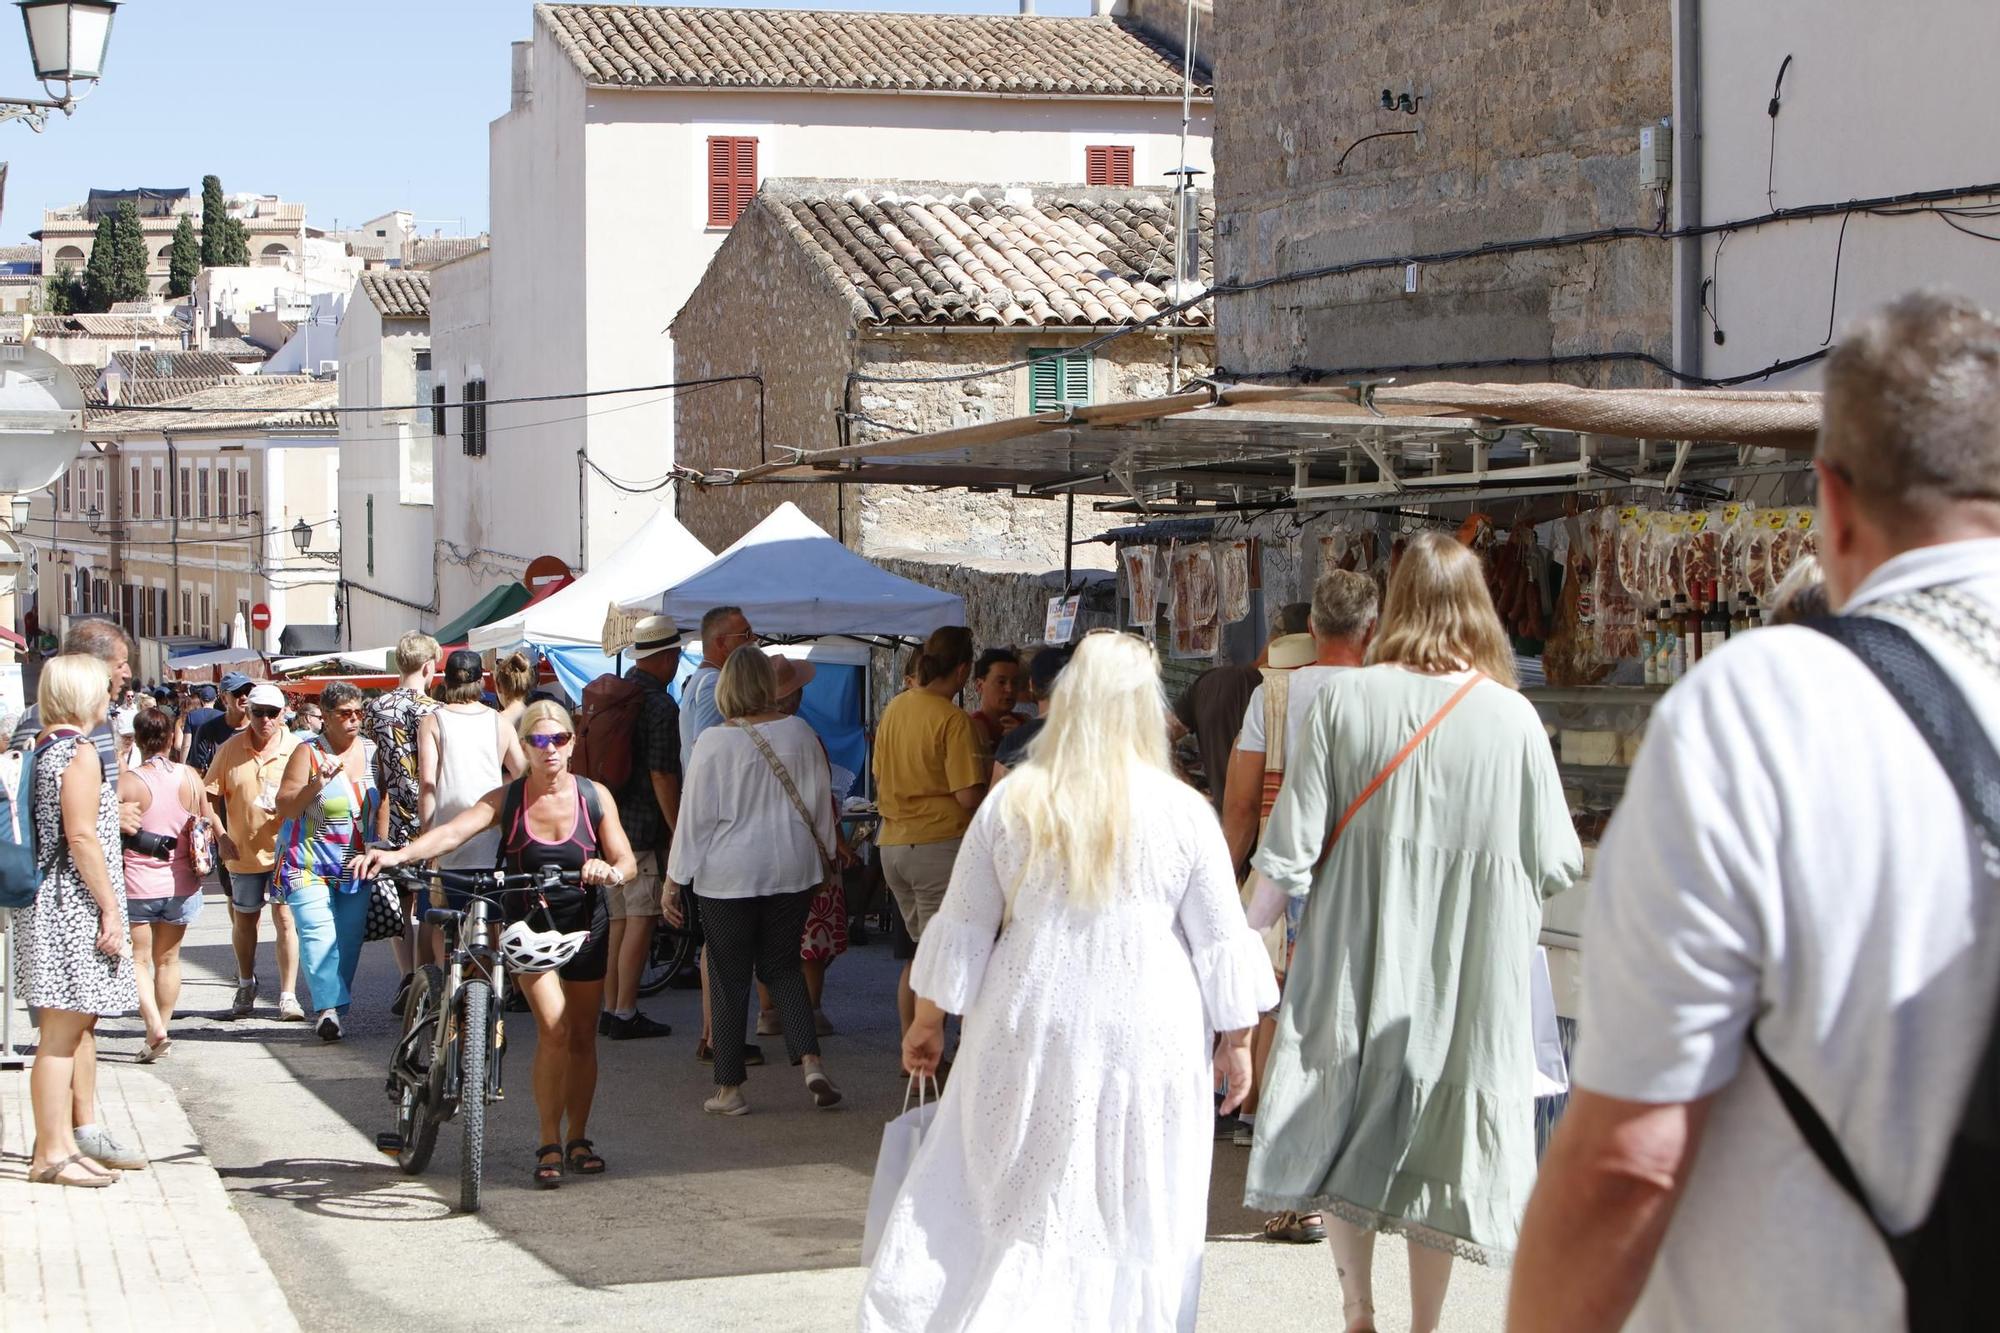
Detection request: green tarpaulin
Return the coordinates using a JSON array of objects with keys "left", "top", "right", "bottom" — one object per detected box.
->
[{"left": 432, "top": 582, "right": 530, "bottom": 646}]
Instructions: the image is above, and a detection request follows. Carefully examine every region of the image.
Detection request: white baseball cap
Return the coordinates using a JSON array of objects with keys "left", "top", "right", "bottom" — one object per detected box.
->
[{"left": 247, "top": 682, "right": 286, "bottom": 710}]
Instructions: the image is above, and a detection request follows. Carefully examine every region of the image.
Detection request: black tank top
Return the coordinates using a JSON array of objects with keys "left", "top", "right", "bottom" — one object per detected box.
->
[{"left": 500, "top": 777, "right": 601, "bottom": 877}]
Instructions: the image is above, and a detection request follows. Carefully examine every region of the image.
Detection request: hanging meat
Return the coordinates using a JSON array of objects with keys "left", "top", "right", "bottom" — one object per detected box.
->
[
  {"left": 1122, "top": 546, "right": 1159, "bottom": 627},
  {"left": 1218, "top": 540, "right": 1252, "bottom": 624}
]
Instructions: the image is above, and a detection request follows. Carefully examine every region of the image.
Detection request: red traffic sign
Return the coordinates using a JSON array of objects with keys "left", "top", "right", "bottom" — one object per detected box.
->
[
  {"left": 249, "top": 603, "right": 273, "bottom": 631},
  {"left": 523, "top": 554, "right": 572, "bottom": 590}
]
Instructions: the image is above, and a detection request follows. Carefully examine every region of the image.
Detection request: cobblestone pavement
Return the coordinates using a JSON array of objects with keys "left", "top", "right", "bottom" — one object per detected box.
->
[{"left": 0, "top": 1046, "right": 299, "bottom": 1331}]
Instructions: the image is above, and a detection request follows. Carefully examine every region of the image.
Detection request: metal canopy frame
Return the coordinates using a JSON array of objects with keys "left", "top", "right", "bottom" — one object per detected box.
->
[{"left": 703, "top": 382, "right": 1821, "bottom": 516}]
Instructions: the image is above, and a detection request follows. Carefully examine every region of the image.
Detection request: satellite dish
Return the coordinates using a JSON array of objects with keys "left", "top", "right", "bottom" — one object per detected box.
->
[{"left": 0, "top": 343, "right": 89, "bottom": 496}]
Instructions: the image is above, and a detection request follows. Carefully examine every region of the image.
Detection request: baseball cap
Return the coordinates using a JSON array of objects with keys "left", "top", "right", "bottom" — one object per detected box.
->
[
  {"left": 247, "top": 682, "right": 286, "bottom": 710},
  {"left": 1027, "top": 646, "right": 1071, "bottom": 696},
  {"left": 196, "top": 684, "right": 217, "bottom": 703},
  {"left": 220, "top": 671, "right": 254, "bottom": 695},
  {"left": 443, "top": 648, "right": 484, "bottom": 685}
]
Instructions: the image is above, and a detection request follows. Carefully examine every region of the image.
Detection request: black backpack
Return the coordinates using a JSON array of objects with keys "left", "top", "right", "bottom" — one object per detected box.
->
[{"left": 1751, "top": 612, "right": 2000, "bottom": 1332}]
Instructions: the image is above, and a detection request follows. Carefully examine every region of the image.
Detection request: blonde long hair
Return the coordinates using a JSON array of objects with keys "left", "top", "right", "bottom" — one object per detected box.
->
[
  {"left": 994, "top": 631, "right": 1170, "bottom": 909},
  {"left": 1367, "top": 532, "right": 1520, "bottom": 687}
]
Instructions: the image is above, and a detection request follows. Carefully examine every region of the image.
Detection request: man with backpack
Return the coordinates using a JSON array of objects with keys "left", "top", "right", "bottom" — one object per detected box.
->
[
  {"left": 573, "top": 615, "right": 683, "bottom": 1040},
  {"left": 1511, "top": 291, "right": 2000, "bottom": 1331}
]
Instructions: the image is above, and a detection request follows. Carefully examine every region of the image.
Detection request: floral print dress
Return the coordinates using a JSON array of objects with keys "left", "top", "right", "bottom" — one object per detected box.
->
[{"left": 11, "top": 731, "right": 137, "bottom": 1016}]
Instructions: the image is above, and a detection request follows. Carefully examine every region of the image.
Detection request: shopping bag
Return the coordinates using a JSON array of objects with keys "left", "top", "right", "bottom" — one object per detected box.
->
[
  {"left": 1530, "top": 945, "right": 1569, "bottom": 1098},
  {"left": 860, "top": 1073, "right": 939, "bottom": 1265}
]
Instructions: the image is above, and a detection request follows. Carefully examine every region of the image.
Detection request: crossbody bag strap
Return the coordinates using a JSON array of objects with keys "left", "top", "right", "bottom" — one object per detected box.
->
[
  {"left": 1313, "top": 671, "right": 1485, "bottom": 872},
  {"left": 1746, "top": 611, "right": 2000, "bottom": 1274},
  {"left": 731, "top": 720, "right": 836, "bottom": 877}
]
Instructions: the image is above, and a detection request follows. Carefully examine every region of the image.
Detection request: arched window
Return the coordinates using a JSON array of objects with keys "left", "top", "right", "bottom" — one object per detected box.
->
[
  {"left": 259, "top": 242, "right": 291, "bottom": 266},
  {"left": 54, "top": 245, "right": 85, "bottom": 263}
]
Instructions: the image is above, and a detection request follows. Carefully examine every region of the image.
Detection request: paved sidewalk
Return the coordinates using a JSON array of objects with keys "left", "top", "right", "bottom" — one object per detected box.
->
[{"left": 0, "top": 1053, "right": 299, "bottom": 1331}]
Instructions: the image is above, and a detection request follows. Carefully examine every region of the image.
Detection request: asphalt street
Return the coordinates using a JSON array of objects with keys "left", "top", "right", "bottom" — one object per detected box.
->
[{"left": 94, "top": 889, "right": 1509, "bottom": 1331}]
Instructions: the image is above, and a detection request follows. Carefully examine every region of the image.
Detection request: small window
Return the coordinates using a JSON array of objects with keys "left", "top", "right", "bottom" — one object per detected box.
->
[
  {"left": 178, "top": 466, "right": 191, "bottom": 518},
  {"left": 431, "top": 384, "right": 447, "bottom": 438},
  {"left": 237, "top": 468, "right": 250, "bottom": 523},
  {"left": 199, "top": 593, "right": 212, "bottom": 637},
  {"left": 1085, "top": 145, "right": 1135, "bottom": 187},
  {"left": 706, "top": 136, "right": 758, "bottom": 228},
  {"left": 129, "top": 466, "right": 140, "bottom": 518},
  {"left": 178, "top": 590, "right": 191, "bottom": 634},
  {"left": 461, "top": 379, "right": 487, "bottom": 457},
  {"left": 151, "top": 467, "right": 162, "bottom": 520},
  {"left": 375, "top": 229, "right": 387, "bottom": 238},
  {"left": 93, "top": 466, "right": 105, "bottom": 516},
  {"left": 415, "top": 349, "right": 433, "bottom": 427},
  {"left": 60, "top": 470, "right": 70, "bottom": 513},
  {"left": 197, "top": 467, "right": 210, "bottom": 520},
  {"left": 218, "top": 467, "right": 229, "bottom": 521},
  {"left": 1027, "top": 348, "right": 1094, "bottom": 412}
]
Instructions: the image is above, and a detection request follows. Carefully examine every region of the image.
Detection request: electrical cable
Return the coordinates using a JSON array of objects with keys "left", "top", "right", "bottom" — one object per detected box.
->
[
  {"left": 1766, "top": 54, "right": 1794, "bottom": 211},
  {"left": 1822, "top": 209, "right": 1854, "bottom": 346},
  {"left": 88, "top": 373, "right": 759, "bottom": 417},
  {"left": 1217, "top": 346, "right": 1832, "bottom": 389}
]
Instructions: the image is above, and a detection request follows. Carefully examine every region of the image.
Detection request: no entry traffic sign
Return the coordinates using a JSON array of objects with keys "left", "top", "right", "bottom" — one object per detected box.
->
[{"left": 249, "top": 603, "right": 272, "bottom": 632}]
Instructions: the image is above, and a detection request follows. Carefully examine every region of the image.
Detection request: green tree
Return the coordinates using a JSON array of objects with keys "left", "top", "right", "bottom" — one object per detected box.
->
[
  {"left": 80, "top": 212, "right": 118, "bottom": 311},
  {"left": 43, "top": 262, "right": 83, "bottom": 315},
  {"left": 200, "top": 174, "right": 227, "bottom": 267},
  {"left": 166, "top": 213, "right": 199, "bottom": 297},
  {"left": 109, "top": 200, "right": 150, "bottom": 304}
]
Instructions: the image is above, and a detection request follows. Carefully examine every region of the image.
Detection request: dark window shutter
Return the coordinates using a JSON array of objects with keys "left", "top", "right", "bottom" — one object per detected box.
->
[
  {"left": 1085, "top": 145, "right": 1134, "bottom": 187},
  {"left": 708, "top": 136, "right": 759, "bottom": 227},
  {"left": 432, "top": 384, "right": 447, "bottom": 437}
]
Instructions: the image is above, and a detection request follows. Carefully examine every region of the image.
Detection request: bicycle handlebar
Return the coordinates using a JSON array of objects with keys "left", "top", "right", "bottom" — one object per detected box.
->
[{"left": 378, "top": 864, "right": 584, "bottom": 895}]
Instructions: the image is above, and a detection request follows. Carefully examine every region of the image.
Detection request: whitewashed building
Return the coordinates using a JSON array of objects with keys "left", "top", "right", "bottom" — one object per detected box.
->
[
  {"left": 423, "top": 1, "right": 1212, "bottom": 620},
  {"left": 337, "top": 271, "right": 435, "bottom": 647}
]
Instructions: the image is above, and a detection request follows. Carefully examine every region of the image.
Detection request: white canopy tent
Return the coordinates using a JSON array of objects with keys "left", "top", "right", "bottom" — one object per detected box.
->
[
  {"left": 468, "top": 508, "right": 713, "bottom": 654},
  {"left": 628, "top": 502, "right": 963, "bottom": 639},
  {"left": 272, "top": 647, "right": 393, "bottom": 676}
]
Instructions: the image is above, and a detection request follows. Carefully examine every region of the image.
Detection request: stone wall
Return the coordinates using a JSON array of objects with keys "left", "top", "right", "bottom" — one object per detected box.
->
[
  {"left": 851, "top": 329, "right": 1213, "bottom": 571},
  {"left": 672, "top": 201, "right": 856, "bottom": 556},
  {"left": 1213, "top": 0, "right": 1672, "bottom": 387}
]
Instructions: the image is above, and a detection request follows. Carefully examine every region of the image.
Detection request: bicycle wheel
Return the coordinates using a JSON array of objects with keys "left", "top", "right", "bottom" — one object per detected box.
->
[
  {"left": 395, "top": 965, "right": 446, "bottom": 1176},
  {"left": 637, "top": 917, "right": 698, "bottom": 997},
  {"left": 458, "top": 979, "right": 491, "bottom": 1214}
]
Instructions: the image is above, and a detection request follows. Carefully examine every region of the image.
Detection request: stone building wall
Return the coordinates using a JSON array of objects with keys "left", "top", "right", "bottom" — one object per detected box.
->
[
  {"left": 850, "top": 329, "right": 1213, "bottom": 572},
  {"left": 1213, "top": 0, "right": 1672, "bottom": 387},
  {"left": 672, "top": 202, "right": 857, "bottom": 556}
]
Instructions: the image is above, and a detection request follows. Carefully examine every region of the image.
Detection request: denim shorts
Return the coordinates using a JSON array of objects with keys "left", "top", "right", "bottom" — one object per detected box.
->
[
  {"left": 226, "top": 869, "right": 277, "bottom": 913},
  {"left": 127, "top": 893, "right": 204, "bottom": 927}
]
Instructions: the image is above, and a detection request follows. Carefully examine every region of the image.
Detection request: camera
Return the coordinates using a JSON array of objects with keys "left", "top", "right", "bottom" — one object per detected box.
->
[{"left": 125, "top": 830, "right": 178, "bottom": 860}]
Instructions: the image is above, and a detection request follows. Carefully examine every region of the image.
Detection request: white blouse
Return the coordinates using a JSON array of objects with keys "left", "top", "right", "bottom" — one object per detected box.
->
[{"left": 666, "top": 715, "right": 834, "bottom": 900}]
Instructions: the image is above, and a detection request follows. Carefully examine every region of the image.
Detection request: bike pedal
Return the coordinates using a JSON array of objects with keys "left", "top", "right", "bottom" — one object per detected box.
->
[{"left": 374, "top": 1131, "right": 404, "bottom": 1157}]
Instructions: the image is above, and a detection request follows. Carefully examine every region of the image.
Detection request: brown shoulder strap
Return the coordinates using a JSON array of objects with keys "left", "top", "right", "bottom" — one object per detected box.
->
[{"left": 1314, "top": 672, "right": 1485, "bottom": 871}]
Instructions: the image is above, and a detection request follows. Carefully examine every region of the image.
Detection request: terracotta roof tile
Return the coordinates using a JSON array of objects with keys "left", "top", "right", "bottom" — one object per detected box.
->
[
  {"left": 33, "top": 313, "right": 182, "bottom": 339},
  {"left": 90, "top": 375, "right": 337, "bottom": 435},
  {"left": 358, "top": 270, "right": 431, "bottom": 319},
  {"left": 764, "top": 184, "right": 1212, "bottom": 329},
  {"left": 205, "top": 336, "right": 269, "bottom": 361},
  {"left": 538, "top": 4, "right": 1207, "bottom": 98},
  {"left": 111, "top": 349, "right": 240, "bottom": 381}
]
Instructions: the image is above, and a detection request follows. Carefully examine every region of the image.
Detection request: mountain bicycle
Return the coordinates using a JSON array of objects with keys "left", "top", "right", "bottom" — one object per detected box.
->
[{"left": 373, "top": 864, "right": 579, "bottom": 1213}]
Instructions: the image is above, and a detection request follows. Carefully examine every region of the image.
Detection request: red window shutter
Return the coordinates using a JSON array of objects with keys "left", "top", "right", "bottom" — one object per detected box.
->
[
  {"left": 707, "top": 135, "right": 759, "bottom": 227},
  {"left": 1109, "top": 145, "right": 1134, "bottom": 186},
  {"left": 1086, "top": 145, "right": 1110, "bottom": 186}
]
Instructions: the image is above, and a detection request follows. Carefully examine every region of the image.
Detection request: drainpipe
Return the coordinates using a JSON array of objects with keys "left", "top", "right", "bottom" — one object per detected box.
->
[
  {"left": 166, "top": 434, "right": 180, "bottom": 638},
  {"left": 1674, "top": 0, "right": 1704, "bottom": 382}
]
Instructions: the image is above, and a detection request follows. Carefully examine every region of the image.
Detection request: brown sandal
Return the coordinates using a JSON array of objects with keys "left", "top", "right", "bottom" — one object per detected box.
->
[{"left": 32, "top": 1153, "right": 114, "bottom": 1188}]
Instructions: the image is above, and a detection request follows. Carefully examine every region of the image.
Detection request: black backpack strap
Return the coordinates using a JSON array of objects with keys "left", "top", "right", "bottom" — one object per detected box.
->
[
  {"left": 574, "top": 776, "right": 604, "bottom": 843},
  {"left": 1749, "top": 612, "right": 2000, "bottom": 1277},
  {"left": 496, "top": 779, "right": 525, "bottom": 872}
]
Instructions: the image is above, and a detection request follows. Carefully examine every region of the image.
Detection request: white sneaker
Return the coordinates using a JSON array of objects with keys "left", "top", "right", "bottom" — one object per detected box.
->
[
  {"left": 278, "top": 993, "right": 307, "bottom": 1022},
  {"left": 75, "top": 1124, "right": 146, "bottom": 1171},
  {"left": 703, "top": 1087, "right": 749, "bottom": 1117},
  {"left": 315, "top": 1010, "right": 344, "bottom": 1042}
]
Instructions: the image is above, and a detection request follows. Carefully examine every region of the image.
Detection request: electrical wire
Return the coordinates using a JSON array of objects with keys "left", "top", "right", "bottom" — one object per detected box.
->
[
  {"left": 1766, "top": 55, "right": 1794, "bottom": 211},
  {"left": 88, "top": 373, "right": 760, "bottom": 417},
  {"left": 1821, "top": 209, "right": 1854, "bottom": 347},
  {"left": 1217, "top": 346, "right": 1833, "bottom": 389}
]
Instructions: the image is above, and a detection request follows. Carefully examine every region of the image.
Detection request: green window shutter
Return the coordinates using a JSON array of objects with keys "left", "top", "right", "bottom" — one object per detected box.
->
[{"left": 1028, "top": 349, "right": 1092, "bottom": 412}]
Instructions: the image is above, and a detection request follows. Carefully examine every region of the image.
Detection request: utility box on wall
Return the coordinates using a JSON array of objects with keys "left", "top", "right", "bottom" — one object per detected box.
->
[{"left": 1639, "top": 122, "right": 1673, "bottom": 189}]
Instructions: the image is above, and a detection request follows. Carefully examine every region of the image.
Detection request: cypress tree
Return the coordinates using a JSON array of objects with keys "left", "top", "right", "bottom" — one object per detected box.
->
[
  {"left": 200, "top": 174, "right": 228, "bottom": 267},
  {"left": 81, "top": 212, "right": 118, "bottom": 311},
  {"left": 217, "top": 213, "right": 251, "bottom": 268},
  {"left": 110, "top": 200, "right": 150, "bottom": 303},
  {"left": 166, "top": 214, "right": 199, "bottom": 297}
]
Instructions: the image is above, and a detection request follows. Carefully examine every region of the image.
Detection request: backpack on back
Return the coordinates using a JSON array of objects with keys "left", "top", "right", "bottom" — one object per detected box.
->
[
  {"left": 1755, "top": 609, "right": 2000, "bottom": 1332},
  {"left": 569, "top": 674, "right": 648, "bottom": 792},
  {"left": 0, "top": 746, "right": 43, "bottom": 910}
]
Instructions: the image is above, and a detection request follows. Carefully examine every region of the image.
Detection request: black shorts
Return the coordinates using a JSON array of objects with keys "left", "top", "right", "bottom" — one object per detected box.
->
[{"left": 505, "top": 884, "right": 609, "bottom": 983}]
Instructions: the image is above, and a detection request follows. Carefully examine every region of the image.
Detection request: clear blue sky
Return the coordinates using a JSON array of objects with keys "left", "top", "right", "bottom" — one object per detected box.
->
[{"left": 1, "top": 0, "right": 1095, "bottom": 244}]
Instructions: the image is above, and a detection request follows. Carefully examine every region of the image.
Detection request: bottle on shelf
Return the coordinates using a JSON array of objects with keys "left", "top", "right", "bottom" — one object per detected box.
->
[
  {"left": 1677, "top": 592, "right": 1699, "bottom": 670},
  {"left": 1657, "top": 600, "right": 1678, "bottom": 682},
  {"left": 1642, "top": 604, "right": 1660, "bottom": 684},
  {"left": 1702, "top": 585, "right": 1727, "bottom": 659},
  {"left": 1739, "top": 593, "right": 1760, "bottom": 633}
]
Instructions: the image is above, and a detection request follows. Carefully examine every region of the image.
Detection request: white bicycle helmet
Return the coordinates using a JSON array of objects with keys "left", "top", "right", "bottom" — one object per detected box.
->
[{"left": 499, "top": 920, "right": 591, "bottom": 974}]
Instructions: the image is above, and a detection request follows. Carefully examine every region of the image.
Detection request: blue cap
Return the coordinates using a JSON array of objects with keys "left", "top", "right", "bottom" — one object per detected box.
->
[
  {"left": 219, "top": 671, "right": 254, "bottom": 694},
  {"left": 196, "top": 685, "right": 217, "bottom": 703}
]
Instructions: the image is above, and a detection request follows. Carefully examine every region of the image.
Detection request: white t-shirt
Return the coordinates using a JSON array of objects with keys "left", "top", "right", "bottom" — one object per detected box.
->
[
  {"left": 666, "top": 715, "right": 834, "bottom": 901},
  {"left": 1235, "top": 665, "right": 1350, "bottom": 758},
  {"left": 1575, "top": 538, "right": 2000, "bottom": 1332}
]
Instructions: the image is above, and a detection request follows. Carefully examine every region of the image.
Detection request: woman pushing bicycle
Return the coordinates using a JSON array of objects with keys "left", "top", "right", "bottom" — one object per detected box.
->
[{"left": 356, "top": 700, "right": 637, "bottom": 1190}]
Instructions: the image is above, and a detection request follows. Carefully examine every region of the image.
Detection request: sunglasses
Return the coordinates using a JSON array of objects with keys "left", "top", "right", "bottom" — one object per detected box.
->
[
  {"left": 328, "top": 707, "right": 361, "bottom": 720},
  {"left": 525, "top": 732, "right": 574, "bottom": 750},
  {"left": 251, "top": 706, "right": 283, "bottom": 721}
]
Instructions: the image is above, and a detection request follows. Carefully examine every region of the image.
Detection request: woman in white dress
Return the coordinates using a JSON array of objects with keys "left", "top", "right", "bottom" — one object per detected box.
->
[{"left": 861, "top": 631, "right": 1278, "bottom": 1332}]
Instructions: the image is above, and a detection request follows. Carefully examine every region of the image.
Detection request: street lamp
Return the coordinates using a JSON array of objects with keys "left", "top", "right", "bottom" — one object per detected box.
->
[
  {"left": 291, "top": 517, "right": 312, "bottom": 553},
  {"left": 8, "top": 494, "right": 29, "bottom": 531},
  {"left": 3, "top": 1, "right": 118, "bottom": 131}
]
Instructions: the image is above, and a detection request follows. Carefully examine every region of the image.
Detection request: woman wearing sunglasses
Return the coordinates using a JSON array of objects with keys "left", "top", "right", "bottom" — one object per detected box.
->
[
  {"left": 272, "top": 682, "right": 384, "bottom": 1043},
  {"left": 356, "top": 701, "right": 637, "bottom": 1190}
]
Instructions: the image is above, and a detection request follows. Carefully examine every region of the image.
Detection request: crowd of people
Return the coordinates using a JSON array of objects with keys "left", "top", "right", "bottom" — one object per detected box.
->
[{"left": 6, "top": 290, "right": 1998, "bottom": 1329}]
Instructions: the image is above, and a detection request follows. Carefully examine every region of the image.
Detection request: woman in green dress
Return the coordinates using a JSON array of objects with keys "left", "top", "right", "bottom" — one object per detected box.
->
[{"left": 1246, "top": 532, "right": 1583, "bottom": 1333}]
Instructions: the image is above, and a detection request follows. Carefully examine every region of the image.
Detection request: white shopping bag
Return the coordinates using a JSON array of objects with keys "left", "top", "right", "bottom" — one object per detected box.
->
[
  {"left": 860, "top": 1073, "right": 939, "bottom": 1265},
  {"left": 1530, "top": 946, "right": 1570, "bottom": 1098}
]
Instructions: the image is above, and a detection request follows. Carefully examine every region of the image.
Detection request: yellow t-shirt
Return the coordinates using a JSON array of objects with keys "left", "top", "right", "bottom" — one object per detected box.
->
[
  {"left": 875, "top": 688, "right": 985, "bottom": 847},
  {"left": 206, "top": 730, "right": 300, "bottom": 873}
]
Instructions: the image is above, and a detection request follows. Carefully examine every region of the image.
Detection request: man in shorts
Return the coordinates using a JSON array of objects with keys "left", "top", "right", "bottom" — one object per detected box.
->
[
  {"left": 601, "top": 616, "right": 682, "bottom": 1040},
  {"left": 207, "top": 682, "right": 302, "bottom": 1020}
]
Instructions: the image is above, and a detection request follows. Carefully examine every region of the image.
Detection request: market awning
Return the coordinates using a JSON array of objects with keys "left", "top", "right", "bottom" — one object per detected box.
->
[
  {"left": 278, "top": 623, "right": 340, "bottom": 656},
  {"left": 433, "top": 582, "right": 532, "bottom": 646},
  {"left": 692, "top": 381, "right": 1822, "bottom": 514}
]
